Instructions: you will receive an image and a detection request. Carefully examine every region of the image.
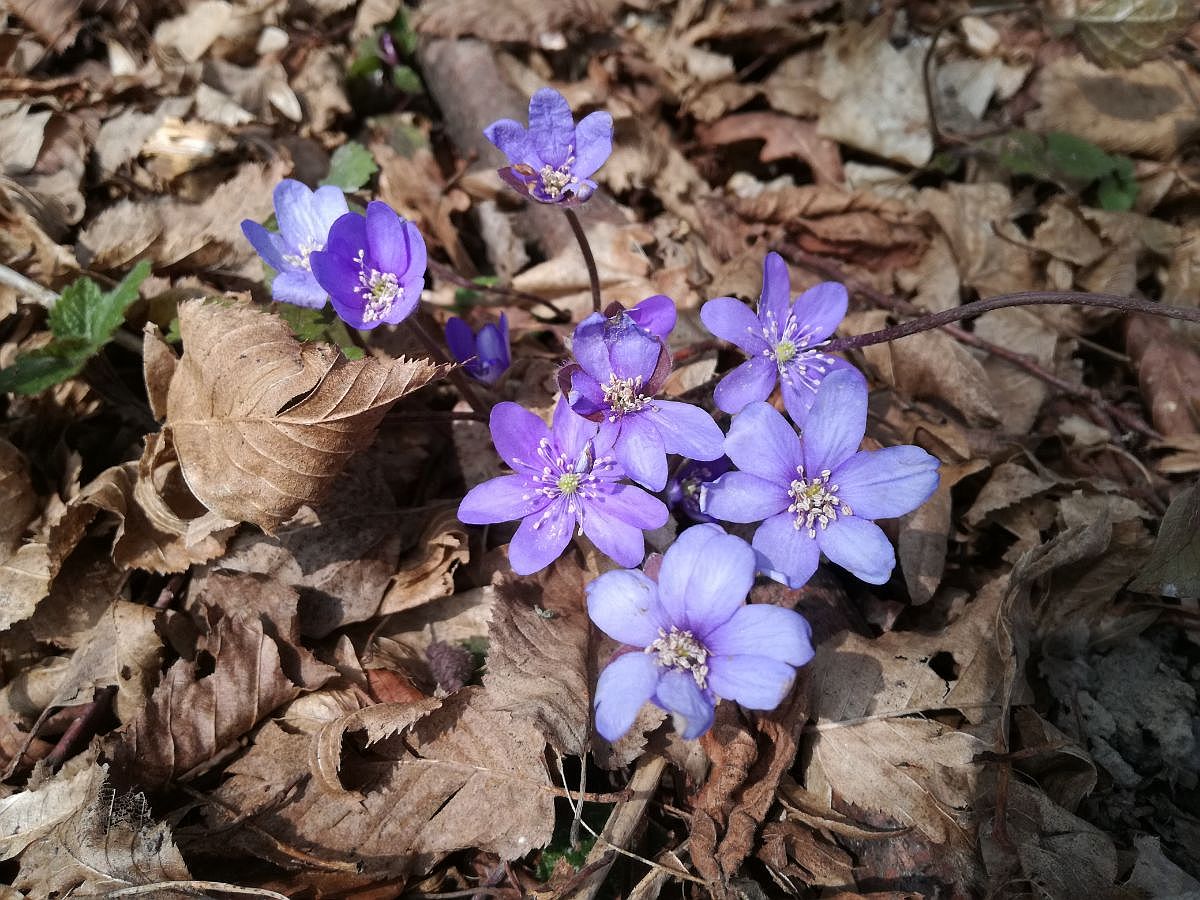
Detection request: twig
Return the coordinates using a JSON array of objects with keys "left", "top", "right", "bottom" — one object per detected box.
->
[
  {"left": 44, "top": 686, "right": 116, "bottom": 771},
  {"left": 564, "top": 208, "right": 602, "bottom": 314},
  {"left": 105, "top": 882, "right": 290, "bottom": 900},
  {"left": 0, "top": 261, "right": 59, "bottom": 307},
  {"left": 405, "top": 315, "right": 489, "bottom": 417}
]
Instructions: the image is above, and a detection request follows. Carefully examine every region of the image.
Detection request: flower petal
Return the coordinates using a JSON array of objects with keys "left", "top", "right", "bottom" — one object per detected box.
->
[
  {"left": 489, "top": 402, "right": 550, "bottom": 472},
  {"left": 656, "top": 524, "right": 755, "bottom": 634},
  {"left": 508, "top": 501, "right": 574, "bottom": 575},
  {"left": 629, "top": 294, "right": 676, "bottom": 339},
  {"left": 647, "top": 400, "right": 724, "bottom": 461},
  {"left": 274, "top": 179, "right": 325, "bottom": 248},
  {"left": 570, "top": 312, "right": 611, "bottom": 382},
  {"left": 714, "top": 356, "right": 777, "bottom": 416},
  {"left": 476, "top": 320, "right": 509, "bottom": 369},
  {"left": 723, "top": 401, "right": 802, "bottom": 485},
  {"left": 484, "top": 118, "right": 533, "bottom": 166},
  {"left": 572, "top": 110, "right": 613, "bottom": 179},
  {"left": 705, "top": 605, "right": 814, "bottom": 666},
  {"left": 310, "top": 184, "right": 350, "bottom": 232},
  {"left": 608, "top": 317, "right": 663, "bottom": 382},
  {"left": 780, "top": 355, "right": 862, "bottom": 427},
  {"left": 311, "top": 246, "right": 364, "bottom": 312},
  {"left": 792, "top": 281, "right": 848, "bottom": 344},
  {"left": 567, "top": 369, "right": 606, "bottom": 417},
  {"left": 582, "top": 503, "right": 649, "bottom": 569},
  {"left": 833, "top": 446, "right": 940, "bottom": 520},
  {"left": 444, "top": 317, "right": 477, "bottom": 364},
  {"left": 528, "top": 88, "right": 575, "bottom": 168},
  {"left": 707, "top": 655, "right": 796, "bottom": 710},
  {"left": 654, "top": 669, "right": 714, "bottom": 740},
  {"left": 752, "top": 512, "right": 819, "bottom": 589},
  {"left": 591, "top": 483, "right": 668, "bottom": 530},
  {"left": 457, "top": 474, "right": 551, "bottom": 525},
  {"left": 594, "top": 652, "right": 660, "bottom": 742},
  {"left": 701, "top": 471, "right": 790, "bottom": 523},
  {"left": 378, "top": 277, "right": 421, "bottom": 326},
  {"left": 241, "top": 220, "right": 288, "bottom": 271},
  {"left": 816, "top": 515, "right": 895, "bottom": 584},
  {"left": 271, "top": 270, "right": 328, "bottom": 309},
  {"left": 552, "top": 395, "right": 598, "bottom": 461},
  {"left": 700, "top": 296, "right": 770, "bottom": 354},
  {"left": 801, "top": 368, "right": 867, "bottom": 475},
  {"left": 758, "top": 252, "right": 792, "bottom": 331},
  {"left": 587, "top": 569, "right": 668, "bottom": 647},
  {"left": 365, "top": 201, "right": 423, "bottom": 277},
  {"left": 613, "top": 416, "right": 667, "bottom": 491}
]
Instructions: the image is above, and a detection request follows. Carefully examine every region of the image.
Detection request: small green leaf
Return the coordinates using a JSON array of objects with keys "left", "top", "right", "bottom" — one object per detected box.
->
[
  {"left": 1045, "top": 132, "right": 1118, "bottom": 182},
  {"left": 48, "top": 260, "right": 152, "bottom": 345},
  {"left": 0, "top": 340, "right": 93, "bottom": 395},
  {"left": 1130, "top": 482, "right": 1200, "bottom": 599},
  {"left": 276, "top": 304, "right": 331, "bottom": 343},
  {"left": 1097, "top": 171, "right": 1137, "bottom": 211},
  {"left": 391, "top": 65, "right": 423, "bottom": 94},
  {"left": 390, "top": 8, "right": 418, "bottom": 56},
  {"left": 321, "top": 142, "right": 378, "bottom": 192}
]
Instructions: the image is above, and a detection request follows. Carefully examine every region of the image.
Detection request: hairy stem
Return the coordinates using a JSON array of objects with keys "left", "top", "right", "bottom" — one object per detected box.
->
[
  {"left": 405, "top": 315, "right": 489, "bottom": 416},
  {"left": 564, "top": 208, "right": 602, "bottom": 313}
]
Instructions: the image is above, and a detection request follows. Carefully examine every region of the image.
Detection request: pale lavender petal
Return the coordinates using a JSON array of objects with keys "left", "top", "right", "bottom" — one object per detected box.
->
[
  {"left": 274, "top": 179, "right": 325, "bottom": 247},
  {"left": 484, "top": 118, "right": 533, "bottom": 166},
  {"left": 647, "top": 400, "right": 724, "bottom": 461},
  {"left": 572, "top": 110, "right": 613, "bottom": 179},
  {"left": 445, "top": 317, "right": 477, "bottom": 364},
  {"left": 833, "top": 446, "right": 940, "bottom": 520},
  {"left": 801, "top": 368, "right": 867, "bottom": 475},
  {"left": 656, "top": 524, "right": 754, "bottom": 634},
  {"left": 242, "top": 220, "right": 288, "bottom": 271},
  {"left": 779, "top": 355, "right": 862, "bottom": 427},
  {"left": 590, "top": 483, "right": 668, "bottom": 530},
  {"left": 705, "top": 605, "right": 814, "bottom": 666},
  {"left": 629, "top": 294, "right": 676, "bottom": 339},
  {"left": 613, "top": 416, "right": 667, "bottom": 491},
  {"left": 594, "top": 652, "right": 660, "bottom": 742},
  {"left": 700, "top": 296, "right": 770, "bottom": 355},
  {"left": 552, "top": 395, "right": 597, "bottom": 460},
  {"left": 528, "top": 88, "right": 575, "bottom": 167},
  {"left": 272, "top": 270, "right": 328, "bottom": 309},
  {"left": 701, "top": 471, "right": 790, "bottom": 523},
  {"left": 457, "top": 474, "right": 550, "bottom": 524},
  {"left": 582, "top": 503, "right": 648, "bottom": 569},
  {"left": 792, "top": 281, "right": 848, "bottom": 344},
  {"left": 752, "top": 512, "right": 819, "bottom": 589},
  {"left": 815, "top": 515, "right": 895, "bottom": 584},
  {"left": 607, "top": 319, "right": 662, "bottom": 382},
  {"left": 570, "top": 313, "right": 612, "bottom": 382},
  {"left": 714, "top": 356, "right": 777, "bottom": 416},
  {"left": 758, "top": 252, "right": 792, "bottom": 331},
  {"left": 508, "top": 501, "right": 574, "bottom": 575},
  {"left": 586, "top": 569, "right": 668, "bottom": 647},
  {"left": 706, "top": 655, "right": 796, "bottom": 710},
  {"left": 654, "top": 669, "right": 714, "bottom": 739},
  {"left": 568, "top": 369, "right": 606, "bottom": 408},
  {"left": 723, "top": 401, "right": 802, "bottom": 485},
  {"left": 489, "top": 402, "right": 549, "bottom": 472},
  {"left": 310, "top": 184, "right": 350, "bottom": 232}
]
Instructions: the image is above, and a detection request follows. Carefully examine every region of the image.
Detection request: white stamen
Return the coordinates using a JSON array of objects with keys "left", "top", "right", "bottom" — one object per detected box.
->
[
  {"left": 646, "top": 626, "right": 710, "bottom": 688},
  {"left": 787, "top": 465, "right": 852, "bottom": 538}
]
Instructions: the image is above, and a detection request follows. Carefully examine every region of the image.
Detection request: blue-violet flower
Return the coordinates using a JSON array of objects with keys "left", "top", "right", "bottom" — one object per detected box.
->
[
  {"left": 701, "top": 251, "right": 861, "bottom": 425},
  {"left": 702, "top": 370, "right": 940, "bottom": 588},
  {"left": 666, "top": 456, "right": 734, "bottom": 524},
  {"left": 309, "top": 201, "right": 426, "bottom": 330},
  {"left": 589, "top": 523, "right": 815, "bottom": 741},
  {"left": 458, "top": 397, "right": 667, "bottom": 575},
  {"left": 560, "top": 307, "right": 724, "bottom": 491},
  {"left": 484, "top": 87, "right": 613, "bottom": 206},
  {"left": 446, "top": 313, "right": 510, "bottom": 385},
  {"left": 241, "top": 179, "right": 349, "bottom": 308}
]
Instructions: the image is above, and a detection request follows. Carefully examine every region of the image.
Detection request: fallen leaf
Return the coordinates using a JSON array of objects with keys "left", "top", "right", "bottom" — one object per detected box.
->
[
  {"left": 1071, "top": 0, "right": 1198, "bottom": 68},
  {"left": 1125, "top": 315, "right": 1200, "bottom": 439},
  {"left": 698, "top": 112, "right": 843, "bottom": 185},
  {"left": 0, "top": 439, "right": 38, "bottom": 555},
  {"left": 1129, "top": 480, "right": 1200, "bottom": 598},
  {"left": 0, "top": 757, "right": 97, "bottom": 860},
  {"left": 414, "top": 0, "right": 620, "bottom": 42}
]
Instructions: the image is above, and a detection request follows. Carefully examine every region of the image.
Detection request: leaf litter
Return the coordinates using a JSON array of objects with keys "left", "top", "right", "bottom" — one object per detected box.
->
[{"left": 1, "top": 1, "right": 1199, "bottom": 898}]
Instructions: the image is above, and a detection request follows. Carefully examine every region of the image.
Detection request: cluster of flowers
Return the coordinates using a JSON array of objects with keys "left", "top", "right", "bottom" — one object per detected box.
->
[{"left": 241, "top": 88, "right": 940, "bottom": 743}]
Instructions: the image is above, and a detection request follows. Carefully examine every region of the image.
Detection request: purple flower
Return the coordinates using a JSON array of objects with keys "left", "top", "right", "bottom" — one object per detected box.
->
[
  {"left": 559, "top": 309, "right": 725, "bottom": 492},
  {"left": 701, "top": 251, "right": 861, "bottom": 425},
  {"left": 458, "top": 397, "right": 667, "bottom": 575},
  {"left": 309, "top": 201, "right": 426, "bottom": 330},
  {"left": 589, "top": 523, "right": 815, "bottom": 741},
  {"left": 484, "top": 88, "right": 613, "bottom": 206},
  {"left": 666, "top": 456, "right": 734, "bottom": 524},
  {"left": 241, "top": 179, "right": 349, "bottom": 308},
  {"left": 623, "top": 294, "right": 676, "bottom": 340},
  {"left": 445, "top": 313, "right": 510, "bottom": 385},
  {"left": 702, "top": 370, "right": 939, "bottom": 588}
]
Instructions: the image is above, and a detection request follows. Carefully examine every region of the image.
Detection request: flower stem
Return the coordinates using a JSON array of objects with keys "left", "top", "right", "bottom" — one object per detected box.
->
[
  {"left": 405, "top": 315, "right": 489, "bottom": 417},
  {"left": 564, "top": 208, "right": 602, "bottom": 313}
]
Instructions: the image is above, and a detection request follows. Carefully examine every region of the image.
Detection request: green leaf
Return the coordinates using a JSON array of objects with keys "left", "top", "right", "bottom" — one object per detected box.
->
[
  {"left": 0, "top": 340, "right": 93, "bottom": 395},
  {"left": 1097, "top": 171, "right": 1137, "bottom": 211},
  {"left": 1129, "top": 482, "right": 1200, "bottom": 599},
  {"left": 1045, "top": 132, "right": 1118, "bottom": 182},
  {"left": 390, "top": 8, "right": 418, "bottom": 56},
  {"left": 276, "top": 304, "right": 330, "bottom": 343},
  {"left": 391, "top": 65, "right": 423, "bottom": 94},
  {"left": 321, "top": 142, "right": 378, "bottom": 192},
  {"left": 48, "top": 260, "right": 151, "bottom": 345}
]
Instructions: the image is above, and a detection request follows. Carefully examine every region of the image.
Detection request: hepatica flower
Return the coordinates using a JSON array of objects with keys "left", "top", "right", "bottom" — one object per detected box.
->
[
  {"left": 484, "top": 87, "right": 613, "bottom": 206},
  {"left": 458, "top": 397, "right": 667, "bottom": 575},
  {"left": 446, "top": 313, "right": 510, "bottom": 385},
  {"left": 589, "top": 524, "right": 815, "bottom": 741},
  {"left": 666, "top": 456, "right": 733, "bottom": 524},
  {"left": 241, "top": 179, "right": 348, "bottom": 308},
  {"left": 702, "top": 251, "right": 861, "bottom": 425},
  {"left": 309, "top": 201, "right": 426, "bottom": 330},
  {"left": 703, "top": 370, "right": 939, "bottom": 589},
  {"left": 560, "top": 308, "right": 724, "bottom": 491}
]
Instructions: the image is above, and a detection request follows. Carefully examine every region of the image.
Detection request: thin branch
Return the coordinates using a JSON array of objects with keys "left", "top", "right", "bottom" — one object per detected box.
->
[
  {"left": 0, "top": 261, "right": 59, "bottom": 307},
  {"left": 564, "top": 208, "right": 602, "bottom": 314},
  {"left": 44, "top": 686, "right": 116, "bottom": 771},
  {"left": 105, "top": 882, "right": 290, "bottom": 900}
]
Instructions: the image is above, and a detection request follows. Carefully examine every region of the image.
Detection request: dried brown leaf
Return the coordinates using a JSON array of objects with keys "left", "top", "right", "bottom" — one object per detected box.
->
[
  {"left": 867, "top": 328, "right": 999, "bottom": 427},
  {"left": 164, "top": 298, "right": 441, "bottom": 531},
  {"left": 1073, "top": 0, "right": 1198, "bottom": 68},
  {"left": 0, "top": 757, "right": 97, "bottom": 860},
  {"left": 414, "top": 0, "right": 620, "bottom": 42},
  {"left": 1126, "top": 315, "right": 1200, "bottom": 439},
  {"left": 0, "top": 439, "right": 37, "bottom": 557},
  {"left": 698, "top": 112, "right": 843, "bottom": 185}
]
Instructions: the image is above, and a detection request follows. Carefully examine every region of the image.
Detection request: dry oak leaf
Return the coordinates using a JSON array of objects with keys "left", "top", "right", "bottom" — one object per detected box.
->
[
  {"left": 1072, "top": 0, "right": 1199, "bottom": 69},
  {"left": 413, "top": 0, "right": 620, "bottom": 42},
  {"left": 1125, "top": 314, "right": 1200, "bottom": 439},
  {"left": 698, "top": 112, "right": 843, "bottom": 186},
  {"left": 164, "top": 298, "right": 441, "bottom": 531}
]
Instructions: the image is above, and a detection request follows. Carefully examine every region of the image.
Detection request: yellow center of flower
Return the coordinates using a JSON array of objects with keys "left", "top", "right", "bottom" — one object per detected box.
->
[
  {"left": 774, "top": 339, "right": 797, "bottom": 365},
  {"left": 557, "top": 472, "right": 581, "bottom": 495},
  {"left": 646, "top": 626, "right": 709, "bottom": 688},
  {"left": 788, "top": 467, "right": 852, "bottom": 538}
]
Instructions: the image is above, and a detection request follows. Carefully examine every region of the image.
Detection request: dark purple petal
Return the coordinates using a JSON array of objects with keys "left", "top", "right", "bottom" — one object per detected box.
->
[
  {"left": 476, "top": 319, "right": 509, "bottom": 370},
  {"left": 241, "top": 220, "right": 288, "bottom": 271},
  {"left": 713, "top": 356, "right": 777, "bottom": 416},
  {"left": 801, "top": 368, "right": 867, "bottom": 475},
  {"left": 311, "top": 248, "right": 364, "bottom": 314},
  {"left": 272, "top": 270, "right": 328, "bottom": 309},
  {"left": 722, "top": 401, "right": 802, "bottom": 486},
  {"left": 322, "top": 209, "right": 368, "bottom": 261},
  {"left": 752, "top": 513, "right": 819, "bottom": 589},
  {"left": 706, "top": 655, "right": 796, "bottom": 710},
  {"left": 489, "top": 402, "right": 550, "bottom": 473},
  {"left": 629, "top": 294, "right": 677, "bottom": 339},
  {"left": 570, "top": 313, "right": 612, "bottom": 382},
  {"left": 365, "top": 201, "right": 420, "bottom": 276},
  {"left": 445, "top": 317, "right": 477, "bottom": 364},
  {"left": 582, "top": 503, "right": 648, "bottom": 569},
  {"left": 653, "top": 669, "right": 714, "bottom": 739},
  {"left": 586, "top": 569, "right": 668, "bottom": 647},
  {"left": 498, "top": 165, "right": 537, "bottom": 197},
  {"left": 572, "top": 110, "right": 613, "bottom": 179},
  {"left": 705, "top": 605, "right": 814, "bottom": 666},
  {"left": 613, "top": 415, "right": 667, "bottom": 491},
  {"left": 701, "top": 471, "right": 790, "bottom": 523},
  {"left": 792, "top": 281, "right": 848, "bottom": 344},
  {"left": 568, "top": 369, "right": 606, "bottom": 416},
  {"left": 594, "top": 652, "right": 660, "bottom": 742},
  {"left": 701, "top": 296, "right": 770, "bottom": 355},
  {"left": 528, "top": 88, "right": 575, "bottom": 167},
  {"left": 833, "top": 446, "right": 939, "bottom": 520},
  {"left": 484, "top": 118, "right": 533, "bottom": 166},
  {"left": 457, "top": 474, "right": 550, "bottom": 525},
  {"left": 508, "top": 500, "right": 574, "bottom": 574},
  {"left": 656, "top": 524, "right": 754, "bottom": 635},
  {"left": 758, "top": 252, "right": 793, "bottom": 331},
  {"left": 551, "top": 395, "right": 597, "bottom": 461},
  {"left": 646, "top": 400, "right": 724, "bottom": 461},
  {"left": 815, "top": 515, "right": 895, "bottom": 584}
]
